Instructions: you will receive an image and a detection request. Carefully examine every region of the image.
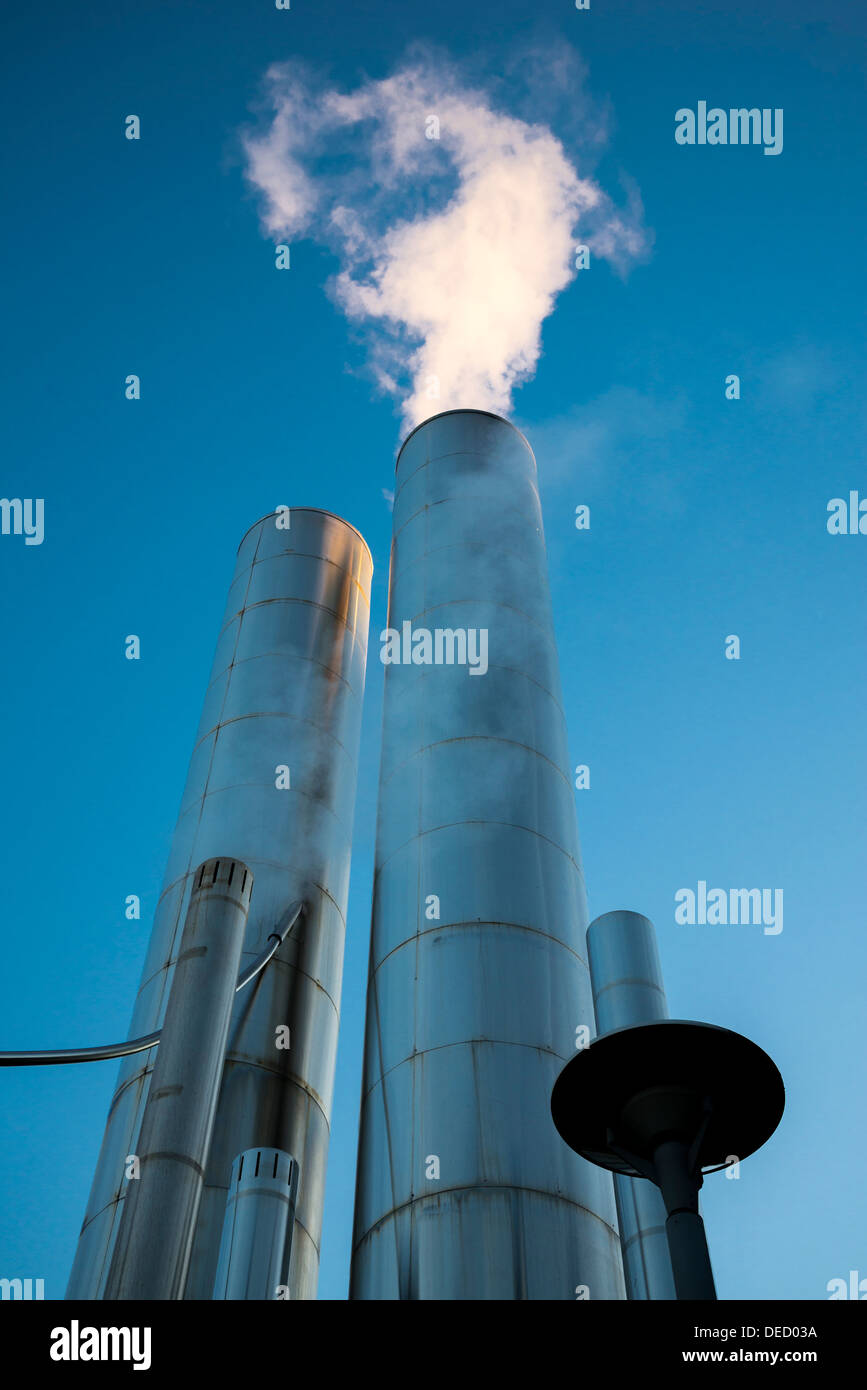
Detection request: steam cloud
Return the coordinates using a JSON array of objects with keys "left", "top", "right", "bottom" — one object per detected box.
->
[{"left": 243, "top": 52, "right": 647, "bottom": 429}]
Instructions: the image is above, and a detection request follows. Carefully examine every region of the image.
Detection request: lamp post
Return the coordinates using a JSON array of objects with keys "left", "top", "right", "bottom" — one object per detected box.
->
[{"left": 551, "top": 1019, "right": 785, "bottom": 1300}]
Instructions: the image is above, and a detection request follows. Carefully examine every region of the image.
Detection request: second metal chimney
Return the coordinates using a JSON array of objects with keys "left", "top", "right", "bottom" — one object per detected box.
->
[{"left": 350, "top": 409, "right": 624, "bottom": 1300}]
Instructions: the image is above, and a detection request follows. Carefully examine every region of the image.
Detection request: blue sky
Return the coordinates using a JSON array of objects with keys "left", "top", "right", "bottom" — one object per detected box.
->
[{"left": 0, "top": 0, "right": 864, "bottom": 1300}]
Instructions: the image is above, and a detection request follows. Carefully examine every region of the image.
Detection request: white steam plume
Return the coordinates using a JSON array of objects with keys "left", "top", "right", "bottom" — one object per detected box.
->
[{"left": 242, "top": 52, "right": 647, "bottom": 429}]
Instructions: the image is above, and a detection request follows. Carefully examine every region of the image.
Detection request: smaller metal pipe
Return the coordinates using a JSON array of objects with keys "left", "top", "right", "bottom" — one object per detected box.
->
[
  {"left": 588, "top": 910, "right": 668, "bottom": 1033},
  {"left": 213, "top": 1148, "right": 300, "bottom": 1300},
  {"left": 103, "top": 857, "right": 253, "bottom": 1301},
  {"left": 0, "top": 903, "right": 303, "bottom": 1068},
  {"left": 588, "top": 911, "right": 677, "bottom": 1300}
]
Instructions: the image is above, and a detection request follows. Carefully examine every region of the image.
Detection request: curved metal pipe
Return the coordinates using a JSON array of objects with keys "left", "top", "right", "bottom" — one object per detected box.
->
[
  {"left": 0, "top": 901, "right": 304, "bottom": 1068},
  {"left": 233, "top": 900, "right": 303, "bottom": 993},
  {"left": 0, "top": 1031, "right": 163, "bottom": 1067}
]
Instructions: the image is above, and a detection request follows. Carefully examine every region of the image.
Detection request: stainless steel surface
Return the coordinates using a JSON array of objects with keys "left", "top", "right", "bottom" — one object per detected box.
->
[
  {"left": 350, "top": 409, "right": 625, "bottom": 1300},
  {"left": 587, "top": 910, "right": 677, "bottom": 1300},
  {"left": 213, "top": 1148, "right": 299, "bottom": 1300},
  {"left": 104, "top": 858, "right": 253, "bottom": 1300},
  {"left": 1, "top": 902, "right": 304, "bottom": 1069},
  {"left": 67, "top": 509, "right": 372, "bottom": 1301}
]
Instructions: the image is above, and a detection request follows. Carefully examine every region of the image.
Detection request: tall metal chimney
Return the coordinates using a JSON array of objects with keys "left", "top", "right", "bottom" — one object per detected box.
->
[
  {"left": 67, "top": 508, "right": 372, "bottom": 1301},
  {"left": 349, "top": 409, "right": 625, "bottom": 1299}
]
